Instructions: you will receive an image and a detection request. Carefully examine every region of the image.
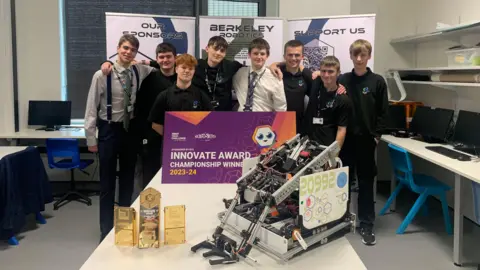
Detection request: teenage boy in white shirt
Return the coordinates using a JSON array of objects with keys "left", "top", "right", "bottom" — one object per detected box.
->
[{"left": 232, "top": 38, "right": 287, "bottom": 112}]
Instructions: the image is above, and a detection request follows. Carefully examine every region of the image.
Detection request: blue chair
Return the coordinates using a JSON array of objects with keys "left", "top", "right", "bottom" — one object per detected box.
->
[
  {"left": 46, "top": 138, "right": 94, "bottom": 210},
  {"left": 379, "top": 143, "right": 453, "bottom": 235}
]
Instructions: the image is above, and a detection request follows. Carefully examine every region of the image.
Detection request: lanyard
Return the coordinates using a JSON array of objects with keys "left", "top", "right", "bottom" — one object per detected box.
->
[
  {"left": 204, "top": 68, "right": 219, "bottom": 100},
  {"left": 113, "top": 67, "right": 133, "bottom": 99},
  {"left": 317, "top": 89, "right": 337, "bottom": 116}
]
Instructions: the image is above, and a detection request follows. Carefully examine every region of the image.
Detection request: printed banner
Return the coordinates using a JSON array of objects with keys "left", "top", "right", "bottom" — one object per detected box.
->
[
  {"left": 198, "top": 16, "right": 284, "bottom": 65},
  {"left": 162, "top": 112, "right": 296, "bottom": 184},
  {"left": 287, "top": 14, "right": 376, "bottom": 72},
  {"left": 299, "top": 167, "right": 349, "bottom": 228},
  {"left": 105, "top": 12, "right": 196, "bottom": 61}
]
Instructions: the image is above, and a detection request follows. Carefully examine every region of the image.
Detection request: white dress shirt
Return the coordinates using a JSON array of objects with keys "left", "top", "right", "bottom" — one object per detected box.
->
[
  {"left": 84, "top": 62, "right": 155, "bottom": 146},
  {"left": 232, "top": 65, "right": 287, "bottom": 112}
]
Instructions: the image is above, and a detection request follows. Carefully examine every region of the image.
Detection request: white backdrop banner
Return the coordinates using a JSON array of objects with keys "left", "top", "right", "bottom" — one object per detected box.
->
[
  {"left": 105, "top": 12, "right": 196, "bottom": 61},
  {"left": 287, "top": 14, "right": 376, "bottom": 72},
  {"left": 198, "top": 16, "right": 284, "bottom": 66}
]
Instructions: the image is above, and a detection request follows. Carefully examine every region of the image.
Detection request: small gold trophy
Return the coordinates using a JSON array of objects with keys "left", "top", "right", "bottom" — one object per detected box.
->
[
  {"left": 114, "top": 206, "right": 137, "bottom": 246},
  {"left": 164, "top": 205, "right": 186, "bottom": 245},
  {"left": 138, "top": 187, "right": 161, "bottom": 248}
]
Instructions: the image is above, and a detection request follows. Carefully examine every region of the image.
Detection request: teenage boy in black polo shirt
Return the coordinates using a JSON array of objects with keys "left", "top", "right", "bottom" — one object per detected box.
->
[
  {"left": 273, "top": 40, "right": 346, "bottom": 133},
  {"left": 338, "top": 39, "right": 389, "bottom": 246},
  {"left": 280, "top": 40, "right": 314, "bottom": 132},
  {"left": 135, "top": 42, "right": 177, "bottom": 187},
  {"left": 194, "top": 36, "right": 243, "bottom": 111},
  {"left": 149, "top": 54, "right": 214, "bottom": 136},
  {"left": 301, "top": 56, "right": 351, "bottom": 147}
]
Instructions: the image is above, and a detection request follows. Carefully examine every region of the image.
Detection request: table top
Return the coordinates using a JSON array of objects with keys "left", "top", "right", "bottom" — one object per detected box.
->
[
  {"left": 382, "top": 135, "right": 480, "bottom": 183},
  {"left": 0, "top": 146, "right": 28, "bottom": 159},
  {"left": 79, "top": 171, "right": 366, "bottom": 270},
  {"left": 0, "top": 128, "right": 85, "bottom": 139}
]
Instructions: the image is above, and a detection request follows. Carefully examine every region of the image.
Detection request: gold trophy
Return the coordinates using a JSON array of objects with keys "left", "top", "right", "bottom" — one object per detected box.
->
[
  {"left": 138, "top": 187, "right": 161, "bottom": 248},
  {"left": 114, "top": 206, "right": 137, "bottom": 246},
  {"left": 164, "top": 205, "right": 186, "bottom": 245}
]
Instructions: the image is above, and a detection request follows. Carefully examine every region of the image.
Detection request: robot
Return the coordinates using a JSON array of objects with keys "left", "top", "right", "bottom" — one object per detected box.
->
[{"left": 191, "top": 134, "right": 356, "bottom": 265}]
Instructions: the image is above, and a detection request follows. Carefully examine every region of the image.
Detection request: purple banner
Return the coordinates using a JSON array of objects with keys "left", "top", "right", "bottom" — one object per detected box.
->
[{"left": 162, "top": 111, "right": 296, "bottom": 184}]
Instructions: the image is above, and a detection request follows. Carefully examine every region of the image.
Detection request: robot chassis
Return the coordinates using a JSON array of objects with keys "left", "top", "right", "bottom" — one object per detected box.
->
[{"left": 191, "top": 134, "right": 356, "bottom": 265}]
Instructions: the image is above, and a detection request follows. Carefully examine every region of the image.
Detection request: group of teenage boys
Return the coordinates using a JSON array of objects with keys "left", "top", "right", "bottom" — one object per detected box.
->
[{"left": 85, "top": 33, "right": 388, "bottom": 246}]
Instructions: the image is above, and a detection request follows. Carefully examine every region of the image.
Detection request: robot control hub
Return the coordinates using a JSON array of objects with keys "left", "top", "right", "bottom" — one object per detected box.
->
[{"left": 191, "top": 134, "right": 355, "bottom": 265}]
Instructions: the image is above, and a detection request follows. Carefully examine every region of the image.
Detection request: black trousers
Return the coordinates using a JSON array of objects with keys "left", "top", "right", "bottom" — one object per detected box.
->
[
  {"left": 140, "top": 138, "right": 163, "bottom": 189},
  {"left": 340, "top": 134, "right": 377, "bottom": 229},
  {"left": 97, "top": 119, "right": 138, "bottom": 238}
]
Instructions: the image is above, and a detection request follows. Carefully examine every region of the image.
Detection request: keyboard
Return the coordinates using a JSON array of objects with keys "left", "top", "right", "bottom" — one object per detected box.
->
[
  {"left": 411, "top": 136, "right": 445, "bottom": 144},
  {"left": 425, "top": 146, "right": 471, "bottom": 161},
  {"left": 454, "top": 145, "right": 479, "bottom": 156}
]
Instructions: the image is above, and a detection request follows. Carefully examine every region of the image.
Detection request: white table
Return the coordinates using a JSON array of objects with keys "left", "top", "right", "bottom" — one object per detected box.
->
[
  {"left": 79, "top": 170, "right": 367, "bottom": 270},
  {"left": 0, "top": 128, "right": 85, "bottom": 140},
  {"left": 382, "top": 135, "right": 480, "bottom": 267},
  {"left": 0, "top": 128, "right": 86, "bottom": 146},
  {"left": 0, "top": 146, "right": 28, "bottom": 159}
]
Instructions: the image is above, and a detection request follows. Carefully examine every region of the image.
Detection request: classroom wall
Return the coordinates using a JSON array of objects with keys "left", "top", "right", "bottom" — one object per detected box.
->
[
  {"left": 265, "top": 0, "right": 279, "bottom": 17},
  {"left": 0, "top": 0, "right": 15, "bottom": 135},
  {"left": 15, "top": 0, "right": 63, "bottom": 131}
]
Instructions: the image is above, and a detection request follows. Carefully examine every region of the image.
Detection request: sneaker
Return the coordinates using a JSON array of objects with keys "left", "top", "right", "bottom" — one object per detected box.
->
[{"left": 360, "top": 227, "right": 376, "bottom": 246}]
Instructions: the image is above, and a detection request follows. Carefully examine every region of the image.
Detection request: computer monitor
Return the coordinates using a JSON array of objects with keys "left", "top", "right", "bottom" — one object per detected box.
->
[
  {"left": 386, "top": 104, "right": 407, "bottom": 130},
  {"left": 28, "top": 101, "right": 72, "bottom": 130},
  {"left": 452, "top": 110, "right": 480, "bottom": 147},
  {"left": 410, "top": 106, "right": 453, "bottom": 141}
]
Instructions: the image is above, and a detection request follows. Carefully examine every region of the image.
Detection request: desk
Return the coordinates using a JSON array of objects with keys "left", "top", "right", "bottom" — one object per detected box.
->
[
  {"left": 0, "top": 129, "right": 85, "bottom": 140},
  {"left": 0, "top": 146, "right": 28, "bottom": 158},
  {"left": 79, "top": 171, "right": 367, "bottom": 270},
  {"left": 382, "top": 135, "right": 480, "bottom": 267}
]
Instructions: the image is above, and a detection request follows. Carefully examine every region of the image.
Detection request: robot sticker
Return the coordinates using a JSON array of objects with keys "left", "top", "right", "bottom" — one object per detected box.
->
[
  {"left": 299, "top": 167, "right": 349, "bottom": 229},
  {"left": 252, "top": 125, "right": 277, "bottom": 149}
]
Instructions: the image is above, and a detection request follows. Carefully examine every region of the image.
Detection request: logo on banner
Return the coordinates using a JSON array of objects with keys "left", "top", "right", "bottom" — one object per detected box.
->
[
  {"left": 195, "top": 133, "right": 217, "bottom": 142},
  {"left": 252, "top": 125, "right": 277, "bottom": 148},
  {"left": 171, "top": 132, "right": 186, "bottom": 142}
]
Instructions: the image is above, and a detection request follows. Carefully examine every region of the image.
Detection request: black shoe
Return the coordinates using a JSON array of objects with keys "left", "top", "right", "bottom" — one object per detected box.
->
[{"left": 360, "top": 227, "right": 376, "bottom": 246}]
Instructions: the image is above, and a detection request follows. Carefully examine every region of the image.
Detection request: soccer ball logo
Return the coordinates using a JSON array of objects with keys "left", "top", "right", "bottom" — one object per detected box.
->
[{"left": 252, "top": 125, "right": 277, "bottom": 148}]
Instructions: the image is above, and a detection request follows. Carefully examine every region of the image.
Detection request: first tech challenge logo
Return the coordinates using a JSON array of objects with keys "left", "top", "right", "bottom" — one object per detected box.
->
[
  {"left": 171, "top": 132, "right": 186, "bottom": 142},
  {"left": 195, "top": 133, "right": 217, "bottom": 142}
]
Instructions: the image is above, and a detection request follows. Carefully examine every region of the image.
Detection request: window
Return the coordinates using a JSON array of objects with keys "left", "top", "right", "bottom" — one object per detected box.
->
[
  {"left": 61, "top": 0, "right": 195, "bottom": 119},
  {"left": 208, "top": 0, "right": 260, "bottom": 17}
]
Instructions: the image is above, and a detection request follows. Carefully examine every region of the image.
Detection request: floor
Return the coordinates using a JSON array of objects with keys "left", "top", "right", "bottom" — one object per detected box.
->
[{"left": 1, "top": 182, "right": 479, "bottom": 270}]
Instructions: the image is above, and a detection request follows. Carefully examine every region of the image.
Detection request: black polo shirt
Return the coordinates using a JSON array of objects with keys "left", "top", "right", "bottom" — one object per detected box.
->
[
  {"left": 150, "top": 59, "right": 243, "bottom": 111},
  {"left": 193, "top": 58, "right": 243, "bottom": 111},
  {"left": 281, "top": 66, "right": 313, "bottom": 132},
  {"left": 148, "top": 84, "right": 214, "bottom": 126},
  {"left": 135, "top": 70, "right": 176, "bottom": 141},
  {"left": 302, "top": 79, "right": 351, "bottom": 145}
]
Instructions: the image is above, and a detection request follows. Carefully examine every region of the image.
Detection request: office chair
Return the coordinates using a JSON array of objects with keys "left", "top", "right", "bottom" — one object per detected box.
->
[
  {"left": 46, "top": 138, "right": 94, "bottom": 210},
  {"left": 380, "top": 143, "right": 452, "bottom": 235}
]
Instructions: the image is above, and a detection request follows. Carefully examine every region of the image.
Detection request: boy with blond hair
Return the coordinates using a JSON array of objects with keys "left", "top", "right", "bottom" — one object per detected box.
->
[{"left": 339, "top": 39, "right": 388, "bottom": 246}]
